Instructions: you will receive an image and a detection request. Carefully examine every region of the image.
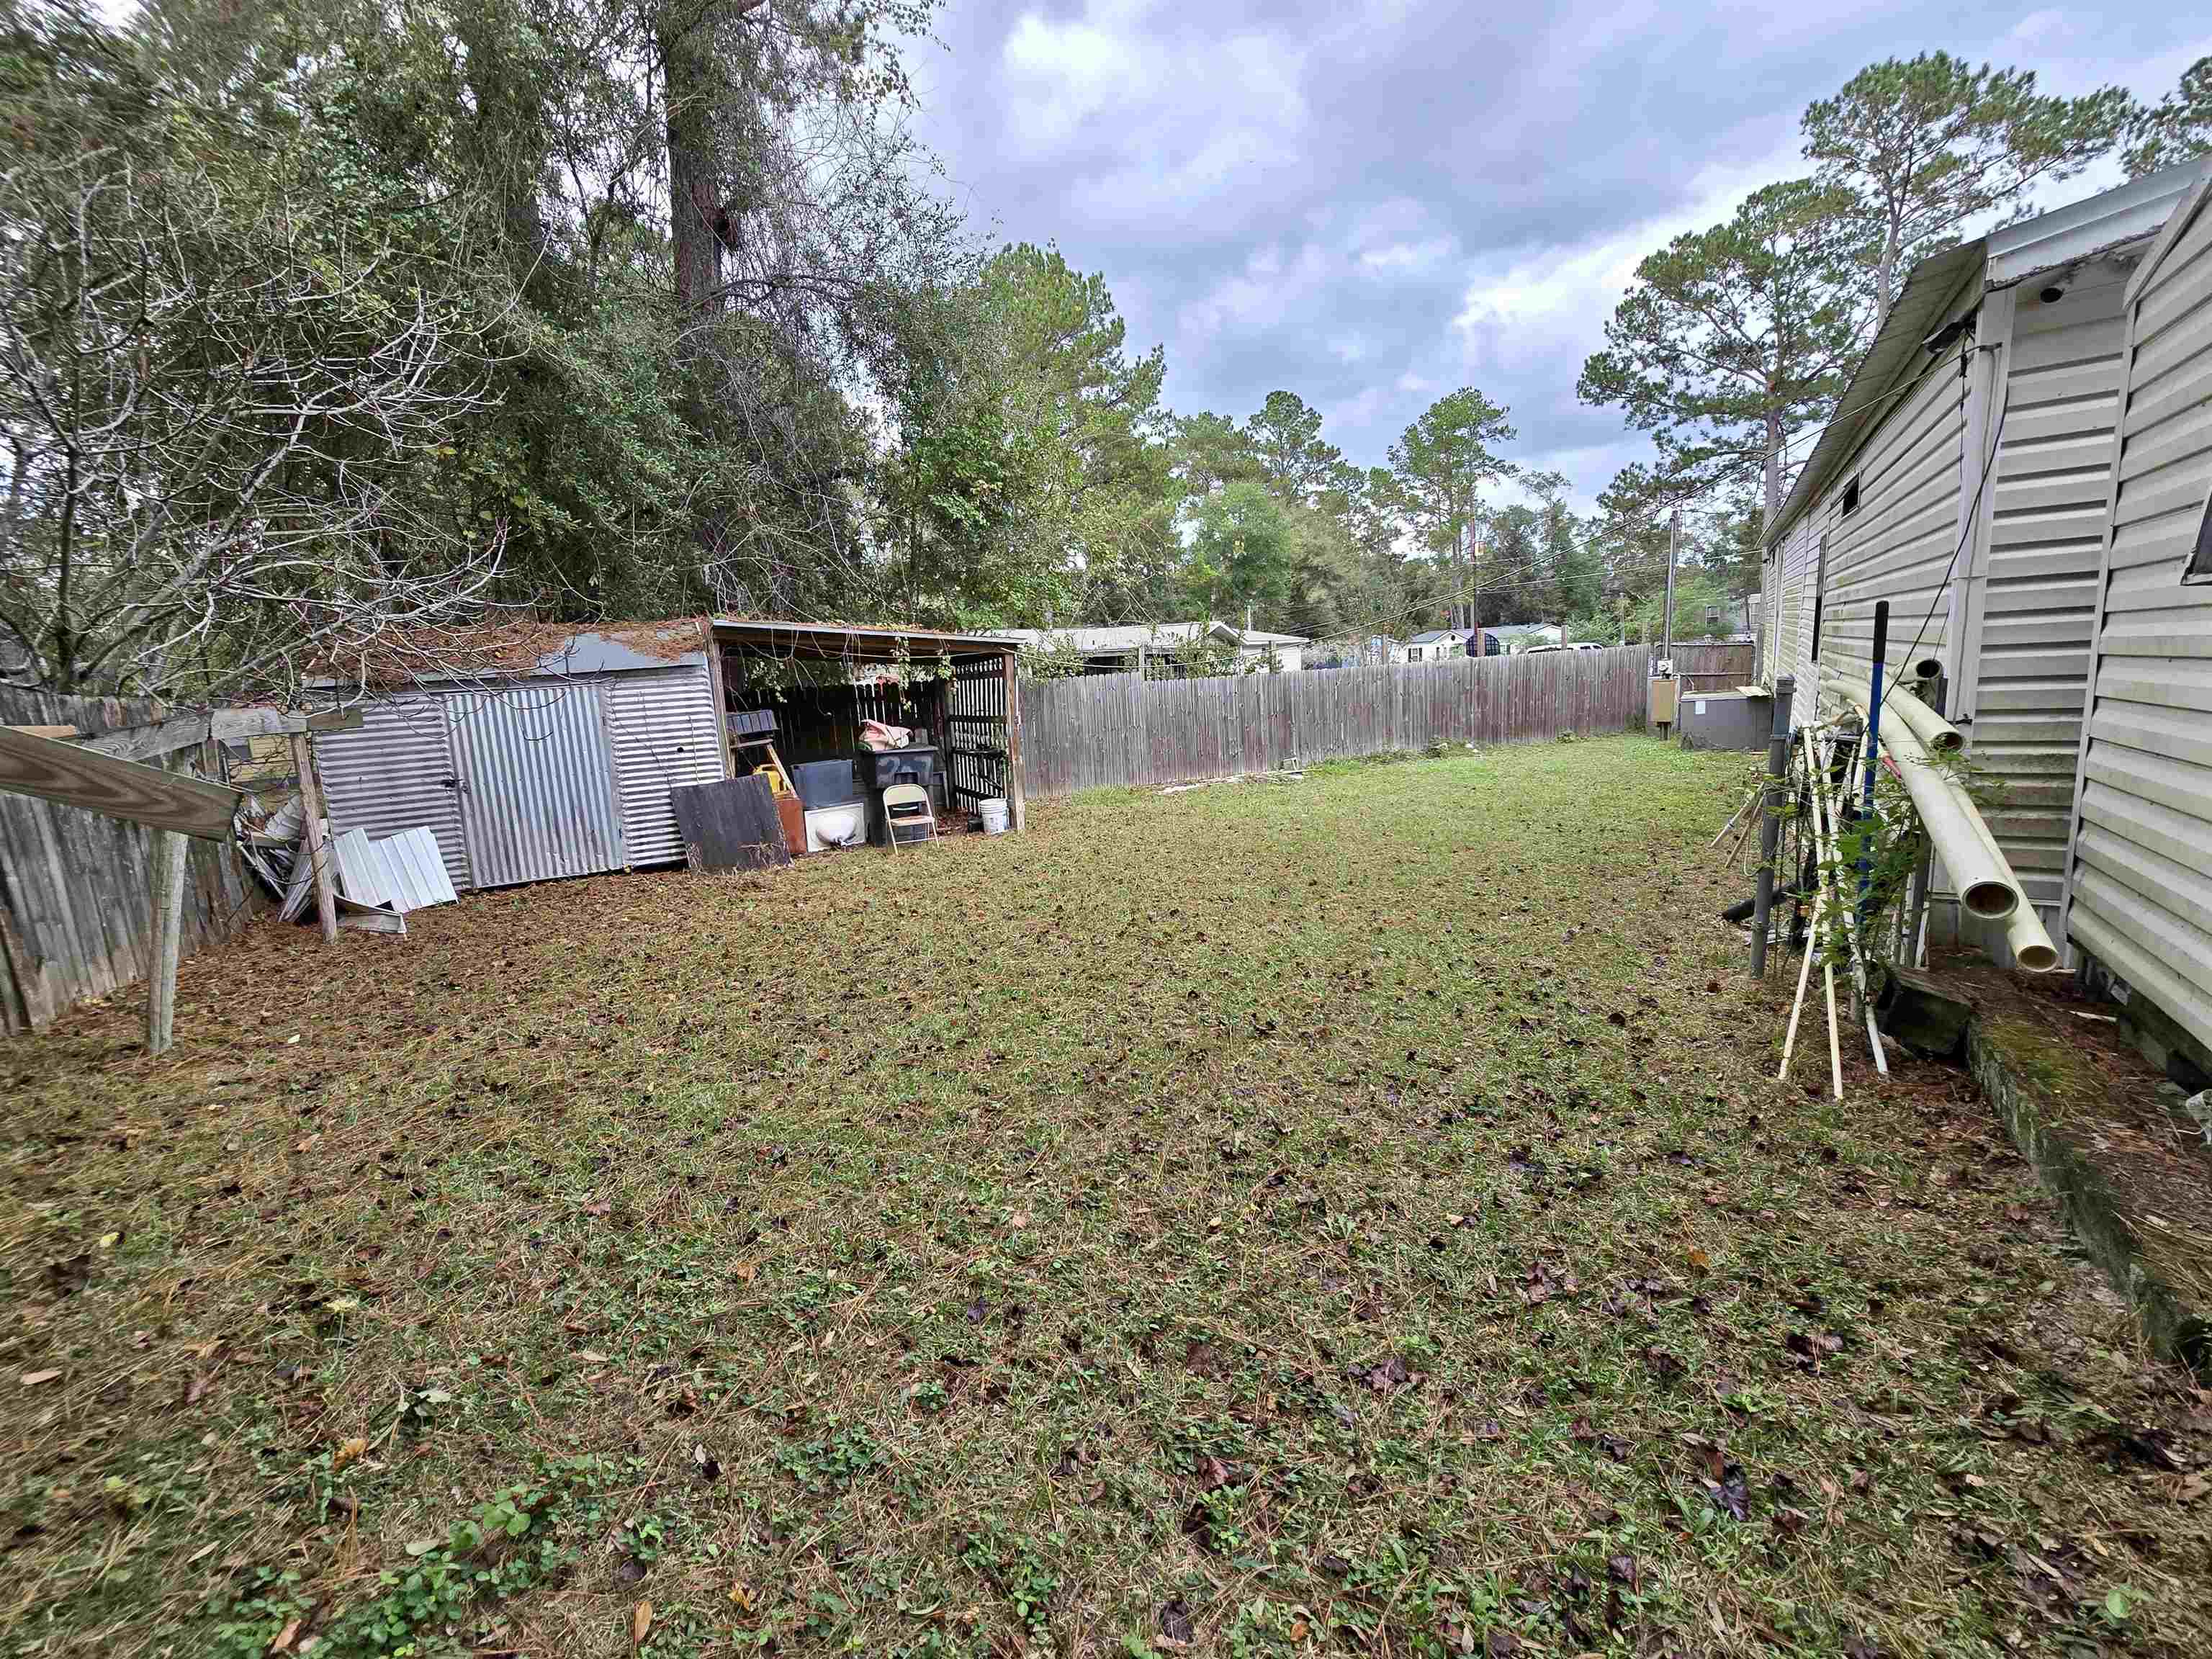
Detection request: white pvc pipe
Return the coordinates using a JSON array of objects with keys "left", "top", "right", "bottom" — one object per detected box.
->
[
  {"left": 1825, "top": 667, "right": 1964, "bottom": 753},
  {"left": 1954, "top": 795, "right": 2064, "bottom": 973},
  {"left": 1816, "top": 671, "right": 2020, "bottom": 920}
]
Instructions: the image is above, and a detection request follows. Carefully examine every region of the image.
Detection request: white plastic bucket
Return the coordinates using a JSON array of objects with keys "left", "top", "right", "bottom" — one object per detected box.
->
[{"left": 979, "top": 798, "right": 1010, "bottom": 835}]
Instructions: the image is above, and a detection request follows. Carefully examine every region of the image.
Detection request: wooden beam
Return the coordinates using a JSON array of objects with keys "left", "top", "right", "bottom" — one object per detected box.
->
[
  {"left": 6, "top": 724, "right": 81, "bottom": 740},
  {"left": 289, "top": 732, "right": 338, "bottom": 942},
  {"left": 0, "top": 726, "right": 241, "bottom": 840},
  {"left": 78, "top": 705, "right": 364, "bottom": 765},
  {"left": 145, "top": 829, "right": 189, "bottom": 1054},
  {"left": 1003, "top": 652, "right": 1028, "bottom": 834}
]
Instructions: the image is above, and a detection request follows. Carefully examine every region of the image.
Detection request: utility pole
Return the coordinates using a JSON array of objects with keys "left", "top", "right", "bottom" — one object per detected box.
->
[
  {"left": 1662, "top": 508, "right": 1681, "bottom": 667},
  {"left": 1470, "top": 523, "right": 1484, "bottom": 654}
]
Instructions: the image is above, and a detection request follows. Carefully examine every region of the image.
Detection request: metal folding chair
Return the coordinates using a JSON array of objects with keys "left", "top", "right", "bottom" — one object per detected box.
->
[{"left": 881, "top": 782, "right": 936, "bottom": 850}]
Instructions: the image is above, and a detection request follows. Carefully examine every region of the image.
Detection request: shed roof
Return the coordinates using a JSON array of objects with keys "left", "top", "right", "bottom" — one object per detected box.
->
[
  {"left": 320, "top": 619, "right": 711, "bottom": 688},
  {"left": 993, "top": 621, "right": 1241, "bottom": 653},
  {"left": 709, "top": 617, "right": 1016, "bottom": 661}
]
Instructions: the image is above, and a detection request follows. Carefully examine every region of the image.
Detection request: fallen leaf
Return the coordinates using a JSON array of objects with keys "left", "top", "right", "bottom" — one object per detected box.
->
[
  {"left": 580, "top": 1349, "right": 611, "bottom": 1364},
  {"left": 333, "top": 1437, "right": 368, "bottom": 1472},
  {"left": 732, "top": 1259, "right": 759, "bottom": 1285},
  {"left": 1707, "top": 1460, "right": 1750, "bottom": 1521},
  {"left": 19, "top": 1370, "right": 60, "bottom": 1388},
  {"left": 269, "top": 1615, "right": 302, "bottom": 1653},
  {"left": 631, "top": 1599, "right": 652, "bottom": 1647},
  {"left": 729, "top": 1579, "right": 757, "bottom": 1612}
]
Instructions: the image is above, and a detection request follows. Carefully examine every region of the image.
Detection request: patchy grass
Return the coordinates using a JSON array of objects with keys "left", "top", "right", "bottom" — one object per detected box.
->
[{"left": 3, "top": 735, "right": 2207, "bottom": 1658}]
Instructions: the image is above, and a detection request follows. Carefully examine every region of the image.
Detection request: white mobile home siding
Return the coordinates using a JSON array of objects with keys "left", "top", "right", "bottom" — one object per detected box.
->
[
  {"left": 1975, "top": 264, "right": 2135, "bottom": 910},
  {"left": 1770, "top": 516, "right": 1817, "bottom": 711},
  {"left": 2065, "top": 181, "right": 2212, "bottom": 1058},
  {"left": 1812, "top": 354, "right": 1967, "bottom": 697}
]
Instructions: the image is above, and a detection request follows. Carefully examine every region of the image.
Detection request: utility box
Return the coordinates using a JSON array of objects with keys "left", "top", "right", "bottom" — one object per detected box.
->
[
  {"left": 1647, "top": 677, "right": 1678, "bottom": 729},
  {"left": 1676, "top": 689, "right": 1771, "bottom": 752}
]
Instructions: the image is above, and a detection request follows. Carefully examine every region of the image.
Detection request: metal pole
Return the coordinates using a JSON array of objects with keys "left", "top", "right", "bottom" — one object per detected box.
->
[
  {"left": 1750, "top": 673, "right": 1794, "bottom": 978},
  {"left": 1858, "top": 601, "right": 1890, "bottom": 923},
  {"left": 1663, "top": 508, "right": 1679, "bottom": 666}
]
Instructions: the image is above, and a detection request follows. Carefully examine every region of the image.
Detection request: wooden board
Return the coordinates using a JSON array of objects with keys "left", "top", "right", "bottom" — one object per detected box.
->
[
  {"left": 668, "top": 775, "right": 791, "bottom": 872},
  {"left": 0, "top": 725, "right": 242, "bottom": 840}
]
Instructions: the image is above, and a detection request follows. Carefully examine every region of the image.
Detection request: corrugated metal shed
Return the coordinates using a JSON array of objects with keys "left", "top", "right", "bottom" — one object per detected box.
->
[
  {"left": 312, "top": 624, "right": 728, "bottom": 892},
  {"left": 449, "top": 684, "right": 625, "bottom": 889},
  {"left": 606, "top": 665, "right": 725, "bottom": 868},
  {"left": 2064, "top": 164, "right": 2212, "bottom": 1061},
  {"left": 315, "top": 696, "right": 472, "bottom": 891}
]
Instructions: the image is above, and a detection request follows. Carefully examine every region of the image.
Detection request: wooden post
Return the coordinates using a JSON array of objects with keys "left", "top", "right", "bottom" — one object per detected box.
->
[
  {"left": 290, "top": 732, "right": 338, "bottom": 942},
  {"left": 145, "top": 827, "right": 189, "bottom": 1054},
  {"left": 1002, "top": 652, "right": 1028, "bottom": 833}
]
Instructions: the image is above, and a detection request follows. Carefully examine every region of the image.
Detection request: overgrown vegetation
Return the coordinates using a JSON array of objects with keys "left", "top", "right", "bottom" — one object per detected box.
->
[{"left": 4, "top": 738, "right": 2206, "bottom": 1656}]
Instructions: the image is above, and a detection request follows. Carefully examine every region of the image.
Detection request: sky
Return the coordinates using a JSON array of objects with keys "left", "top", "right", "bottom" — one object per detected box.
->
[{"left": 903, "top": 1, "right": 2208, "bottom": 511}]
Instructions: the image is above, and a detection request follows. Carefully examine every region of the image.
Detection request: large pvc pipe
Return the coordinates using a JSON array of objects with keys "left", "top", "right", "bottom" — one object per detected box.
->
[
  {"left": 1955, "top": 798, "right": 2063, "bottom": 972},
  {"left": 1827, "top": 666, "right": 1964, "bottom": 753},
  {"left": 1817, "top": 670, "right": 2019, "bottom": 920}
]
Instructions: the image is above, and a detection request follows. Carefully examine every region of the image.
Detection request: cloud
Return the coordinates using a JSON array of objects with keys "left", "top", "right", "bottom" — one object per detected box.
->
[{"left": 915, "top": 1, "right": 2201, "bottom": 512}]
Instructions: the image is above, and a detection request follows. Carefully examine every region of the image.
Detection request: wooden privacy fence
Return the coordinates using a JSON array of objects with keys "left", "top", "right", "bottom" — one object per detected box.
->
[
  {"left": 1021, "top": 644, "right": 1653, "bottom": 797},
  {"left": 0, "top": 686, "right": 268, "bottom": 1034},
  {"left": 1668, "top": 640, "right": 1758, "bottom": 693}
]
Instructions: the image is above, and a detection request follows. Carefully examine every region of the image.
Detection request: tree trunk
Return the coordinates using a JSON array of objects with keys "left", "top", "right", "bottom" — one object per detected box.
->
[
  {"left": 1762, "top": 407, "right": 1784, "bottom": 531},
  {"left": 661, "top": 0, "right": 772, "bottom": 310},
  {"left": 662, "top": 5, "right": 721, "bottom": 312}
]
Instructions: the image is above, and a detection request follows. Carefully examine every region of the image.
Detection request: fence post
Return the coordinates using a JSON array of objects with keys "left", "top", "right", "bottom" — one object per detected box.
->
[{"left": 145, "top": 828, "right": 188, "bottom": 1054}]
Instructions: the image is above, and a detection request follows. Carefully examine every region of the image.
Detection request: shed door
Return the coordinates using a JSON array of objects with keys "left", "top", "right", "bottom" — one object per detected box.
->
[
  {"left": 945, "top": 657, "right": 1010, "bottom": 807},
  {"left": 314, "top": 696, "right": 472, "bottom": 891},
  {"left": 605, "top": 665, "right": 724, "bottom": 868},
  {"left": 450, "top": 684, "right": 624, "bottom": 888}
]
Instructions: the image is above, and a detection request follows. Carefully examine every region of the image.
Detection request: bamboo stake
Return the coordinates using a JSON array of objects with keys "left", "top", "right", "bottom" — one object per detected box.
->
[{"left": 1708, "top": 784, "right": 1758, "bottom": 849}]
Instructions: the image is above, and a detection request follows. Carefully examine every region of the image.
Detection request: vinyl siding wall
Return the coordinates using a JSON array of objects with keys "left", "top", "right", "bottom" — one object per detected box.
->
[
  {"left": 1977, "top": 261, "right": 2136, "bottom": 912},
  {"left": 1810, "top": 351, "right": 1969, "bottom": 698},
  {"left": 2065, "top": 189, "right": 2212, "bottom": 1058}
]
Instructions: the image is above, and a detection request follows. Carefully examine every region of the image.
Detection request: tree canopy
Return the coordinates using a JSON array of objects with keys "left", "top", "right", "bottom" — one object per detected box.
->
[{"left": 1803, "top": 53, "right": 2134, "bottom": 325}]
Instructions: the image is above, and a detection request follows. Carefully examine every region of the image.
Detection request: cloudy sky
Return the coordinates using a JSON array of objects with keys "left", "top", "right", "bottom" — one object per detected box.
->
[{"left": 902, "top": 1, "right": 2207, "bottom": 509}]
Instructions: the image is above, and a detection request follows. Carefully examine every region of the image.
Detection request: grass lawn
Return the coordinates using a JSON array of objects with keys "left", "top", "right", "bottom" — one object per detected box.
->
[{"left": 4, "top": 734, "right": 2207, "bottom": 1658}]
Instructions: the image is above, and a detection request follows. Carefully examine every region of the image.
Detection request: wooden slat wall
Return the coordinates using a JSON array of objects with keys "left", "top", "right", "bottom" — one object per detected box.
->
[
  {"left": 0, "top": 687, "right": 269, "bottom": 1034},
  {"left": 1020, "top": 646, "right": 1654, "bottom": 797},
  {"left": 1668, "top": 642, "right": 1757, "bottom": 693}
]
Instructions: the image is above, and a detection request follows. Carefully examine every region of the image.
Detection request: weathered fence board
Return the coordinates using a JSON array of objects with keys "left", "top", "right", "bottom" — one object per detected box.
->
[
  {"left": 1667, "top": 641, "right": 1756, "bottom": 693},
  {"left": 0, "top": 687, "right": 269, "bottom": 1034},
  {"left": 1021, "top": 645, "right": 1653, "bottom": 798}
]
